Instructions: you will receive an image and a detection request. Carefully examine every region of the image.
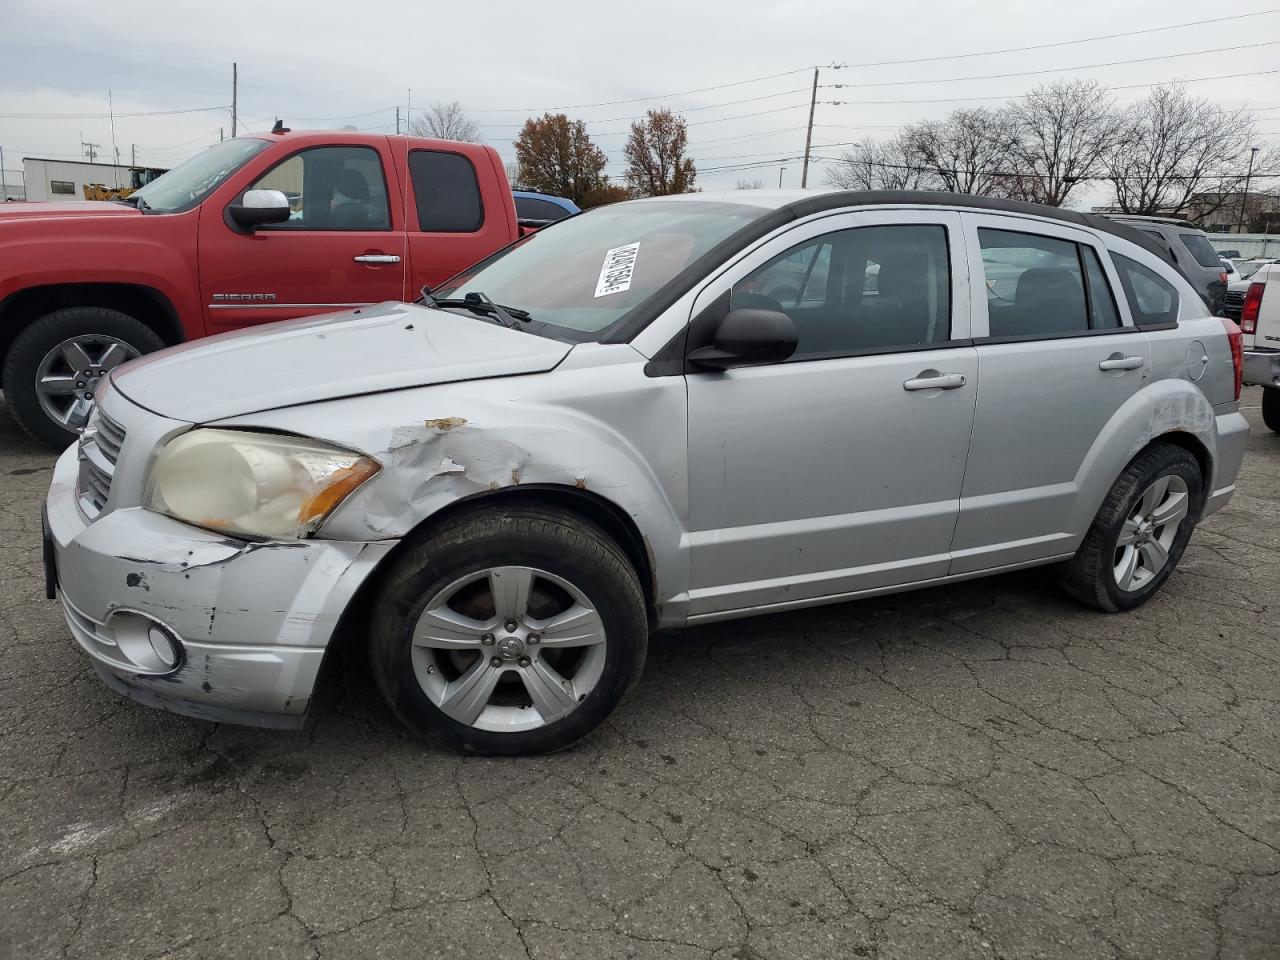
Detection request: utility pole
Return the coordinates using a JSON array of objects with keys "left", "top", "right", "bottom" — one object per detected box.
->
[
  {"left": 231, "top": 62, "right": 238, "bottom": 137},
  {"left": 82, "top": 141, "right": 100, "bottom": 162},
  {"left": 219, "top": 128, "right": 224, "bottom": 142},
  {"left": 800, "top": 63, "right": 844, "bottom": 189},
  {"left": 1237, "top": 146, "right": 1260, "bottom": 234},
  {"left": 396, "top": 106, "right": 401, "bottom": 135},
  {"left": 407, "top": 88, "right": 412, "bottom": 130},
  {"left": 131, "top": 143, "right": 136, "bottom": 166},
  {"left": 1, "top": 145, "right": 7, "bottom": 201},
  {"left": 778, "top": 166, "right": 786, "bottom": 188}
]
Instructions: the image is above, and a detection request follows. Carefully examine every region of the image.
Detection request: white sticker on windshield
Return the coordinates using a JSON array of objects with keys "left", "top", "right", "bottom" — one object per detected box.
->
[{"left": 594, "top": 242, "right": 641, "bottom": 298}]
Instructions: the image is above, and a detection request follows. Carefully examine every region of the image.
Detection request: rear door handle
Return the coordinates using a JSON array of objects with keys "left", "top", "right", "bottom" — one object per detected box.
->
[
  {"left": 903, "top": 373, "right": 967, "bottom": 391},
  {"left": 353, "top": 254, "right": 401, "bottom": 264},
  {"left": 1098, "top": 356, "right": 1144, "bottom": 371}
]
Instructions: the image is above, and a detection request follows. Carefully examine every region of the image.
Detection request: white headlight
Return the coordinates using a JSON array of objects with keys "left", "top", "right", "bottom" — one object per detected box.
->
[{"left": 145, "top": 429, "right": 379, "bottom": 539}]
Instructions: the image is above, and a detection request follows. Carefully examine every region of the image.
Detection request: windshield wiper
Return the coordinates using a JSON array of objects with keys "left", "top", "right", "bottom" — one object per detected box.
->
[{"left": 427, "top": 290, "right": 530, "bottom": 329}]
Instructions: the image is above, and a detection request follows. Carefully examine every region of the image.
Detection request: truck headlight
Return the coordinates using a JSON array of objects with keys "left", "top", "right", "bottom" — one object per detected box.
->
[{"left": 145, "top": 429, "right": 379, "bottom": 539}]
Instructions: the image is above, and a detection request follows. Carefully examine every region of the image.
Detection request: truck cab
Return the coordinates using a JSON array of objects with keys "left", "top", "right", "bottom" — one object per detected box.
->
[{"left": 0, "top": 131, "right": 523, "bottom": 446}]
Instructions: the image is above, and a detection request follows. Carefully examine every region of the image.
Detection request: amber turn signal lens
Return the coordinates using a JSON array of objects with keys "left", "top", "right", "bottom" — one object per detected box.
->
[{"left": 297, "top": 458, "right": 380, "bottom": 525}]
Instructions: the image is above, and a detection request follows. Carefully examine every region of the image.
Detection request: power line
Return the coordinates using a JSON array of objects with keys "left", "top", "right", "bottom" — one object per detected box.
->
[
  {"left": 840, "top": 9, "right": 1280, "bottom": 68},
  {"left": 825, "top": 39, "right": 1280, "bottom": 90},
  {"left": 0, "top": 105, "right": 230, "bottom": 120}
]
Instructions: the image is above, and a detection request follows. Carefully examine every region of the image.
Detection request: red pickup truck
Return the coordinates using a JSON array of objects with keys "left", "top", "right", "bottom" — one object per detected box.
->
[{"left": 0, "top": 130, "right": 529, "bottom": 446}]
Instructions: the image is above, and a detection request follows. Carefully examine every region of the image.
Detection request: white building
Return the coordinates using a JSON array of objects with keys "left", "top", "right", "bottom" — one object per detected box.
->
[{"left": 21, "top": 157, "right": 165, "bottom": 202}]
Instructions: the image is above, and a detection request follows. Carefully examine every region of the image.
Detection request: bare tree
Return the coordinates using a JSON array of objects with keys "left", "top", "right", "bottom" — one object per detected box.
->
[
  {"left": 624, "top": 109, "right": 697, "bottom": 196},
  {"left": 1103, "top": 84, "right": 1274, "bottom": 218},
  {"left": 1010, "top": 79, "right": 1124, "bottom": 207},
  {"left": 903, "top": 108, "right": 1022, "bottom": 197},
  {"left": 409, "top": 101, "right": 482, "bottom": 142},
  {"left": 824, "top": 134, "right": 938, "bottom": 191},
  {"left": 735, "top": 179, "right": 765, "bottom": 190}
]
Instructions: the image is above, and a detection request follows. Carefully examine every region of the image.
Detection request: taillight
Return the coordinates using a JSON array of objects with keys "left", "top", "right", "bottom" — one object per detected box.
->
[
  {"left": 1220, "top": 271, "right": 1229, "bottom": 285},
  {"left": 1221, "top": 317, "right": 1243, "bottom": 401},
  {"left": 1241, "top": 281, "right": 1265, "bottom": 335}
]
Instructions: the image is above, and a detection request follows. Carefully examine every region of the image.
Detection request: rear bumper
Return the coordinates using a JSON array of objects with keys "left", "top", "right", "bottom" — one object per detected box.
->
[
  {"left": 1204, "top": 409, "right": 1250, "bottom": 518},
  {"left": 1243, "top": 348, "right": 1280, "bottom": 388},
  {"left": 46, "top": 444, "right": 396, "bottom": 728}
]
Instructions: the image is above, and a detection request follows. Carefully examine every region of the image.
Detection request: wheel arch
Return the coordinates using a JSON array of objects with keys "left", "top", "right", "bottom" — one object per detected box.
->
[
  {"left": 327, "top": 483, "right": 659, "bottom": 661},
  {"left": 0, "top": 282, "right": 185, "bottom": 371}
]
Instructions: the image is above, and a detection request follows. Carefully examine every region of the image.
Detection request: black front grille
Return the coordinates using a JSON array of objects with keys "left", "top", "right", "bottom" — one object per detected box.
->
[
  {"left": 1225, "top": 290, "right": 1246, "bottom": 307},
  {"left": 76, "top": 410, "right": 126, "bottom": 518}
]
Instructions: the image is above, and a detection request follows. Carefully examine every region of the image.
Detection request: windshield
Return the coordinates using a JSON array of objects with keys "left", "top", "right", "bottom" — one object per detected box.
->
[
  {"left": 1239, "top": 260, "right": 1275, "bottom": 280},
  {"left": 129, "top": 138, "right": 271, "bottom": 213},
  {"left": 433, "top": 200, "right": 766, "bottom": 339}
]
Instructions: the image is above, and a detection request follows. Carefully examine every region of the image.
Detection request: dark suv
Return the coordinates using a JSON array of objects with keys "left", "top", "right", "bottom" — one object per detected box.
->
[{"left": 1103, "top": 215, "right": 1227, "bottom": 315}]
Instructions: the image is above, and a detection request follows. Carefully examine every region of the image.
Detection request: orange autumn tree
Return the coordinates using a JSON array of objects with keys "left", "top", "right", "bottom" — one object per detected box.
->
[{"left": 624, "top": 108, "right": 697, "bottom": 197}]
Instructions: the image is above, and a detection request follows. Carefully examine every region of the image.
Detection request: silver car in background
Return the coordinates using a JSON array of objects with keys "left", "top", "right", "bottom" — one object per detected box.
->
[{"left": 45, "top": 190, "right": 1249, "bottom": 755}]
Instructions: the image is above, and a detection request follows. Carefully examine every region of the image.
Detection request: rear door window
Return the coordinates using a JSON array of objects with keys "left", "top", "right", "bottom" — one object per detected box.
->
[
  {"left": 980, "top": 229, "right": 1100, "bottom": 338},
  {"left": 408, "top": 150, "right": 484, "bottom": 232},
  {"left": 1111, "top": 254, "right": 1180, "bottom": 327},
  {"left": 1178, "top": 232, "right": 1224, "bottom": 269}
]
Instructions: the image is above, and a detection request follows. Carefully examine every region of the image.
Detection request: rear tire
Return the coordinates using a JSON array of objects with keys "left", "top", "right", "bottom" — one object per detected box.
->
[
  {"left": 1263, "top": 387, "right": 1280, "bottom": 434},
  {"left": 1062, "top": 444, "right": 1202, "bottom": 613},
  {"left": 369, "top": 503, "right": 647, "bottom": 755},
  {"left": 2, "top": 307, "right": 165, "bottom": 449}
]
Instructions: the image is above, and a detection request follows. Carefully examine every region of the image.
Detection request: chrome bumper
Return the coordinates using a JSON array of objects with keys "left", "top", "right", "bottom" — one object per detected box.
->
[
  {"left": 1243, "top": 348, "right": 1280, "bottom": 388},
  {"left": 46, "top": 444, "right": 395, "bottom": 728}
]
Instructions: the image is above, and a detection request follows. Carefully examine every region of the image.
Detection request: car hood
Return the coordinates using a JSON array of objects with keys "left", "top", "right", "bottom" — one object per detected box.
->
[
  {"left": 0, "top": 201, "right": 141, "bottom": 221},
  {"left": 110, "top": 301, "right": 572, "bottom": 422}
]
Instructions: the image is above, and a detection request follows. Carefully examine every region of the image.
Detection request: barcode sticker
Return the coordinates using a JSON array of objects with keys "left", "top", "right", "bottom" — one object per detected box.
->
[{"left": 594, "top": 243, "right": 641, "bottom": 298}]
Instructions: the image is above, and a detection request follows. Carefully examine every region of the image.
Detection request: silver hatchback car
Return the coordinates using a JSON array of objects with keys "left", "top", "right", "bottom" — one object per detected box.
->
[{"left": 44, "top": 191, "right": 1249, "bottom": 754}]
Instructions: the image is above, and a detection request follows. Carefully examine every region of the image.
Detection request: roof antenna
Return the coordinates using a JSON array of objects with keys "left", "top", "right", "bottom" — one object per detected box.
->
[{"left": 271, "top": 119, "right": 290, "bottom": 134}]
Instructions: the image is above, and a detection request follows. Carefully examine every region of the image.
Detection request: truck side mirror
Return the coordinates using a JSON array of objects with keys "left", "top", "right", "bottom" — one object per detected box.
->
[{"left": 228, "top": 189, "right": 291, "bottom": 231}]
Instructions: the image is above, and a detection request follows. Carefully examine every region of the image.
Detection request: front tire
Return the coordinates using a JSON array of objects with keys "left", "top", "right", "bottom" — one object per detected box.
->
[
  {"left": 2, "top": 307, "right": 165, "bottom": 448},
  {"left": 1263, "top": 387, "right": 1280, "bottom": 434},
  {"left": 1062, "top": 444, "right": 1202, "bottom": 613},
  {"left": 369, "top": 503, "right": 647, "bottom": 755}
]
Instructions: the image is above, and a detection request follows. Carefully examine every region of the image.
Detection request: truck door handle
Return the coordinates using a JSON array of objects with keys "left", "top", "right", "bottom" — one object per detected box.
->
[
  {"left": 903, "top": 373, "right": 967, "bottom": 391},
  {"left": 353, "top": 254, "right": 401, "bottom": 264},
  {"left": 1098, "top": 356, "right": 1144, "bottom": 371}
]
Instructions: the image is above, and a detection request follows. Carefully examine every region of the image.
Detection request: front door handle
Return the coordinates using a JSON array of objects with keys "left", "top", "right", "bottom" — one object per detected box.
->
[
  {"left": 1098, "top": 355, "right": 1144, "bottom": 371},
  {"left": 353, "top": 253, "right": 401, "bottom": 264},
  {"left": 903, "top": 373, "right": 967, "bottom": 391}
]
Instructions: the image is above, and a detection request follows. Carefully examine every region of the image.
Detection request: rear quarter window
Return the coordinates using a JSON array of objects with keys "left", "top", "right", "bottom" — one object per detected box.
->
[
  {"left": 1178, "top": 232, "right": 1223, "bottom": 269},
  {"left": 516, "top": 197, "right": 572, "bottom": 222},
  {"left": 1111, "top": 253, "right": 1180, "bottom": 328}
]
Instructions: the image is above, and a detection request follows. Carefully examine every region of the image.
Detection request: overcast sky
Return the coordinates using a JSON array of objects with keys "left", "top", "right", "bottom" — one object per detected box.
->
[{"left": 2, "top": 0, "right": 1278, "bottom": 206}]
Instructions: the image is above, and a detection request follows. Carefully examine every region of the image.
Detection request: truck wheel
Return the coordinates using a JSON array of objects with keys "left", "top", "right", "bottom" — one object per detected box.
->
[
  {"left": 369, "top": 503, "right": 648, "bottom": 755},
  {"left": 1062, "top": 444, "right": 1202, "bottom": 613},
  {"left": 2, "top": 307, "right": 166, "bottom": 449},
  {"left": 1263, "top": 388, "right": 1280, "bottom": 434}
]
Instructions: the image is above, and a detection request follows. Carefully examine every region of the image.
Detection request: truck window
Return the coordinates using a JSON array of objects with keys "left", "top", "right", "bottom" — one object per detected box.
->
[
  {"left": 408, "top": 150, "right": 483, "bottom": 233},
  {"left": 248, "top": 146, "right": 391, "bottom": 231},
  {"left": 1111, "top": 253, "right": 1179, "bottom": 327},
  {"left": 515, "top": 197, "right": 571, "bottom": 223}
]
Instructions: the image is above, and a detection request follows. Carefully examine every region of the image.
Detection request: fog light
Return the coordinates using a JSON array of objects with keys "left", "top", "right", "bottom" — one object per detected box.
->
[
  {"left": 147, "top": 626, "right": 180, "bottom": 670},
  {"left": 107, "top": 611, "right": 185, "bottom": 674}
]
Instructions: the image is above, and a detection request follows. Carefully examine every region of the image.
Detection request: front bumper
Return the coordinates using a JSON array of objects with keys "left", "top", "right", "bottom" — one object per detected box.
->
[
  {"left": 1243, "top": 348, "right": 1280, "bottom": 388},
  {"left": 46, "top": 443, "right": 395, "bottom": 728}
]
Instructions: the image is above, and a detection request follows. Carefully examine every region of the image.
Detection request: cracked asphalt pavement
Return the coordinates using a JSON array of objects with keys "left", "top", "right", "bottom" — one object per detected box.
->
[{"left": 2, "top": 390, "right": 1278, "bottom": 960}]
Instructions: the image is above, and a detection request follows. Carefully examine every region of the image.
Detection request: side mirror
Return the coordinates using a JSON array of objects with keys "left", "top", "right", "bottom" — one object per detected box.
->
[
  {"left": 687, "top": 307, "right": 797, "bottom": 370},
  {"left": 228, "top": 189, "right": 291, "bottom": 230}
]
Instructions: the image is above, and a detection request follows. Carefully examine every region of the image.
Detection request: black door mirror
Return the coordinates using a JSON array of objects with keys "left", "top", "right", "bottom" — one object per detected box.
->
[
  {"left": 687, "top": 308, "right": 798, "bottom": 370},
  {"left": 227, "top": 189, "right": 292, "bottom": 231}
]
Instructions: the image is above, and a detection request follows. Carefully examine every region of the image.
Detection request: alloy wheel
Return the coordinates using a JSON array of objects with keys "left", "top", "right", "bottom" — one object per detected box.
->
[
  {"left": 1113, "top": 474, "right": 1190, "bottom": 591},
  {"left": 35, "top": 335, "right": 139, "bottom": 431},
  {"left": 409, "top": 566, "right": 608, "bottom": 732}
]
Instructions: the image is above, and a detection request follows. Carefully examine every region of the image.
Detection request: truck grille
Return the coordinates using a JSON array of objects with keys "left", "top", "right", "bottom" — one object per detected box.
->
[
  {"left": 1223, "top": 289, "right": 1245, "bottom": 318},
  {"left": 76, "top": 409, "right": 126, "bottom": 518}
]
